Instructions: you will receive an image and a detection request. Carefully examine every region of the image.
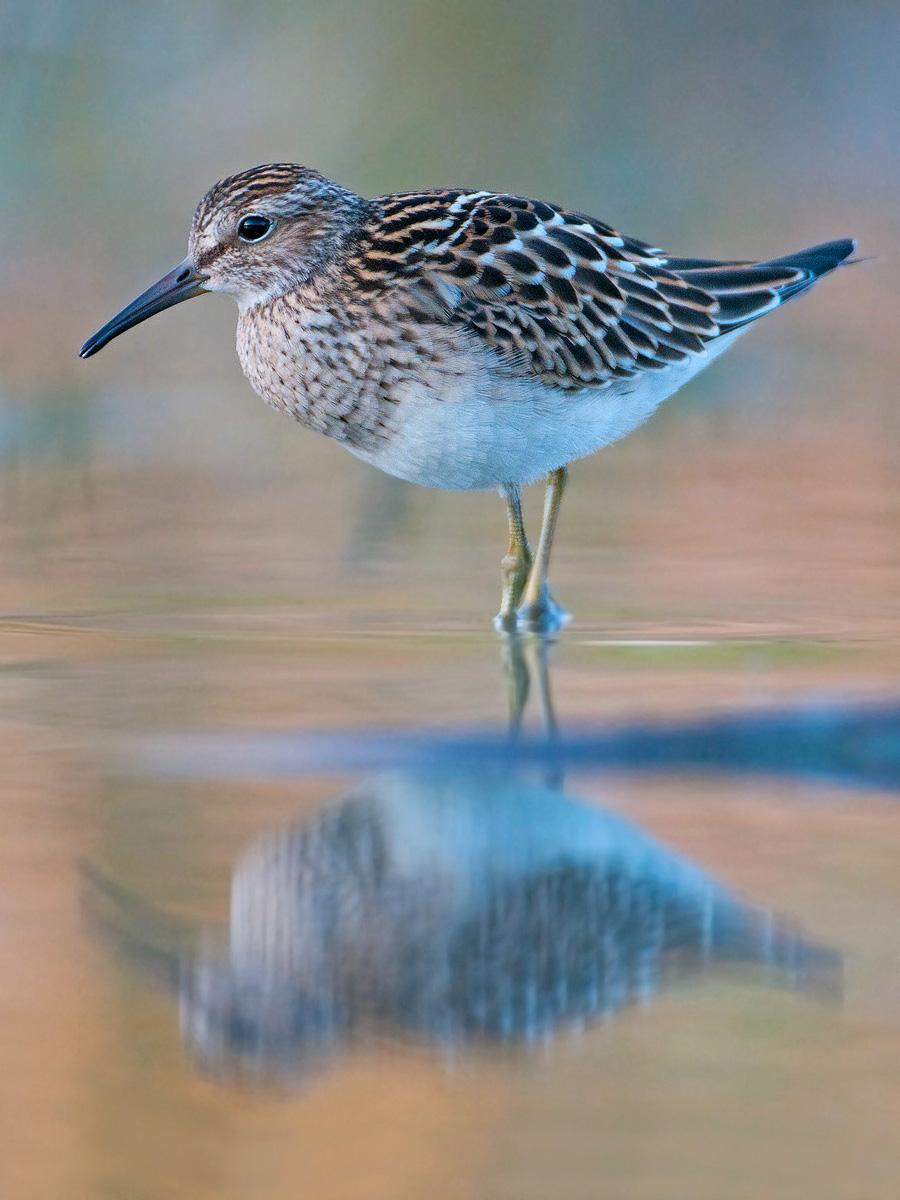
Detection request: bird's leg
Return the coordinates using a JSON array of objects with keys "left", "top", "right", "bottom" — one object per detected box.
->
[
  {"left": 517, "top": 465, "right": 570, "bottom": 633},
  {"left": 494, "top": 483, "right": 532, "bottom": 632}
]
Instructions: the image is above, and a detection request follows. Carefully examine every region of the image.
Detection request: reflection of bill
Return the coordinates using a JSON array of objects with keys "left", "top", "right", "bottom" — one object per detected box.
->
[{"left": 85, "top": 768, "right": 840, "bottom": 1088}]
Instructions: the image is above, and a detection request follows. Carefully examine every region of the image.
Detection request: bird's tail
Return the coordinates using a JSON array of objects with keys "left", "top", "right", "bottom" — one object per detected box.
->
[{"left": 665, "top": 238, "right": 857, "bottom": 330}]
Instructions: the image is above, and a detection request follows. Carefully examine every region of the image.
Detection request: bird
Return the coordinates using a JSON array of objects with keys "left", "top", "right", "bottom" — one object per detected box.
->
[{"left": 80, "top": 164, "right": 856, "bottom": 632}]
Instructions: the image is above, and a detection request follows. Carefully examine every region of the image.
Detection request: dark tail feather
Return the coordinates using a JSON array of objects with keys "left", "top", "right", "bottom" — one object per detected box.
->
[
  {"left": 670, "top": 237, "right": 857, "bottom": 330},
  {"left": 758, "top": 237, "right": 857, "bottom": 301},
  {"left": 762, "top": 237, "right": 858, "bottom": 273}
]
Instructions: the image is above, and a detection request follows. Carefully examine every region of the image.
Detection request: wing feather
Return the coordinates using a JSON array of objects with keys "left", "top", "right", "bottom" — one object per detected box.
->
[{"left": 351, "top": 192, "right": 854, "bottom": 391}]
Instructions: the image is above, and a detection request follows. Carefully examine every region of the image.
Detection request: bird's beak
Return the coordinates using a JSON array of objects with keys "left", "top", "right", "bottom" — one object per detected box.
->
[{"left": 79, "top": 258, "right": 207, "bottom": 358}]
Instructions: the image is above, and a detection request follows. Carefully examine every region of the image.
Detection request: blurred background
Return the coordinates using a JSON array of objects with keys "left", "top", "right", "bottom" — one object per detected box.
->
[{"left": 4, "top": 4, "right": 900, "bottom": 1199}]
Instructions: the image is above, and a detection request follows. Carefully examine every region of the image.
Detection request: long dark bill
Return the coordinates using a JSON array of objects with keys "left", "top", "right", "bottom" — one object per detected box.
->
[{"left": 79, "top": 258, "right": 207, "bottom": 358}]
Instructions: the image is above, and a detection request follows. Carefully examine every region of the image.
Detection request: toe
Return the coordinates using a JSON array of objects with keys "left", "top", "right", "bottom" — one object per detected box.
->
[
  {"left": 515, "top": 597, "right": 570, "bottom": 634},
  {"left": 493, "top": 609, "right": 520, "bottom": 633}
]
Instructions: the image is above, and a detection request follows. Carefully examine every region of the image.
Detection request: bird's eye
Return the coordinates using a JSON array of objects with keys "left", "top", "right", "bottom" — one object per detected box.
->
[{"left": 237, "top": 214, "right": 273, "bottom": 242}]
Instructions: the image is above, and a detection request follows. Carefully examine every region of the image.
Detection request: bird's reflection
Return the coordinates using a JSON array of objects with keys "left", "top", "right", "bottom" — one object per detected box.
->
[{"left": 86, "top": 635, "right": 840, "bottom": 1087}]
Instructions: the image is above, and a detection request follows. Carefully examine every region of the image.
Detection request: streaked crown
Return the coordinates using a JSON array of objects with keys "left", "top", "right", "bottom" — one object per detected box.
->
[{"left": 189, "top": 163, "right": 373, "bottom": 309}]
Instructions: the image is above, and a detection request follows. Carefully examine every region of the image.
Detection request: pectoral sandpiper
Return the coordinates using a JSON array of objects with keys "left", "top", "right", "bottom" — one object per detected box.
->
[{"left": 80, "top": 164, "right": 855, "bottom": 632}]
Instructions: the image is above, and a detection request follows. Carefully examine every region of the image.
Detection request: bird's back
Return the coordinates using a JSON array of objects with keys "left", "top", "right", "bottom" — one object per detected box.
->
[{"left": 350, "top": 190, "right": 854, "bottom": 392}]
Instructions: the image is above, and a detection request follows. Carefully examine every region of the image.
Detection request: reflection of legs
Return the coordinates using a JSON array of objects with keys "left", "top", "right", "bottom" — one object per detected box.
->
[
  {"left": 524, "top": 633, "right": 563, "bottom": 788},
  {"left": 524, "top": 635, "right": 558, "bottom": 746},
  {"left": 495, "top": 483, "right": 532, "bottom": 631},
  {"left": 517, "top": 466, "right": 569, "bottom": 633},
  {"left": 500, "top": 631, "right": 530, "bottom": 737},
  {"left": 499, "top": 631, "right": 564, "bottom": 788}
]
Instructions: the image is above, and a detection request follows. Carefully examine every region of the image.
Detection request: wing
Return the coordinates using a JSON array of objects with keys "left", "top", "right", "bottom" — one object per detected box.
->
[{"left": 356, "top": 190, "right": 848, "bottom": 391}]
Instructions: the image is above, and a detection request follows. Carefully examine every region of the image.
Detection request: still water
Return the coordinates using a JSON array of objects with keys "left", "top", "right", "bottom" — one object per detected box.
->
[{"left": 3, "top": 439, "right": 900, "bottom": 1199}]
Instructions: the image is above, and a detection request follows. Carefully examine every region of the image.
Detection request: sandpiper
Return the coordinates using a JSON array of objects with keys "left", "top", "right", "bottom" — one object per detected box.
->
[{"left": 80, "top": 164, "right": 855, "bottom": 631}]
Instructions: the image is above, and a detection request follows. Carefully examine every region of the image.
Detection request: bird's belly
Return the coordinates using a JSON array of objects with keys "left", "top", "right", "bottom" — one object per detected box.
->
[
  {"left": 348, "top": 384, "right": 639, "bottom": 489},
  {"left": 347, "top": 348, "right": 720, "bottom": 490}
]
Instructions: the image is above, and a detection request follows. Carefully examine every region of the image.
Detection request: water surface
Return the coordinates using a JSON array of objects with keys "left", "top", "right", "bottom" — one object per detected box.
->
[{"left": 3, "top": 443, "right": 900, "bottom": 1200}]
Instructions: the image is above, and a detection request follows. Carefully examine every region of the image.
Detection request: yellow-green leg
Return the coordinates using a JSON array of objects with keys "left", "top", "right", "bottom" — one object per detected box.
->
[
  {"left": 494, "top": 483, "right": 532, "bottom": 632},
  {"left": 516, "top": 465, "right": 570, "bottom": 633}
]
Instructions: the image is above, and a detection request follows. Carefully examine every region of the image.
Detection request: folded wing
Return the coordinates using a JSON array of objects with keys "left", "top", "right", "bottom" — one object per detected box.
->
[{"left": 365, "top": 190, "right": 854, "bottom": 391}]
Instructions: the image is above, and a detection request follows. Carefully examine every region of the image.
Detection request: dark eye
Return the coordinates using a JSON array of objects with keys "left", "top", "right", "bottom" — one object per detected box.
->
[{"left": 237, "top": 214, "right": 272, "bottom": 242}]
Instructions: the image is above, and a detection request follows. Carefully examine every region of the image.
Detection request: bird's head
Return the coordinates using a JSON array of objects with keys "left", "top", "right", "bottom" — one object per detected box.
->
[{"left": 80, "top": 163, "right": 371, "bottom": 358}]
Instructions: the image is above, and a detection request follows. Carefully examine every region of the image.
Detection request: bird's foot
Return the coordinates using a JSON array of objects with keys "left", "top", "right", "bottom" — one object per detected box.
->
[
  {"left": 493, "top": 609, "right": 520, "bottom": 633},
  {"left": 515, "top": 600, "right": 570, "bottom": 634},
  {"left": 514, "top": 586, "right": 570, "bottom": 635},
  {"left": 494, "top": 550, "right": 533, "bottom": 632}
]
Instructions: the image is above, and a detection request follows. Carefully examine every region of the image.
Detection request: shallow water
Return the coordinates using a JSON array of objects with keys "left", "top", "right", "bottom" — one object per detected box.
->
[{"left": 4, "top": 436, "right": 900, "bottom": 1199}]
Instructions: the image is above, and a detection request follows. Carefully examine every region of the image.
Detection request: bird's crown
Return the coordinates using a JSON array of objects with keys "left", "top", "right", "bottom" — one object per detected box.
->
[{"left": 188, "top": 163, "right": 372, "bottom": 307}]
